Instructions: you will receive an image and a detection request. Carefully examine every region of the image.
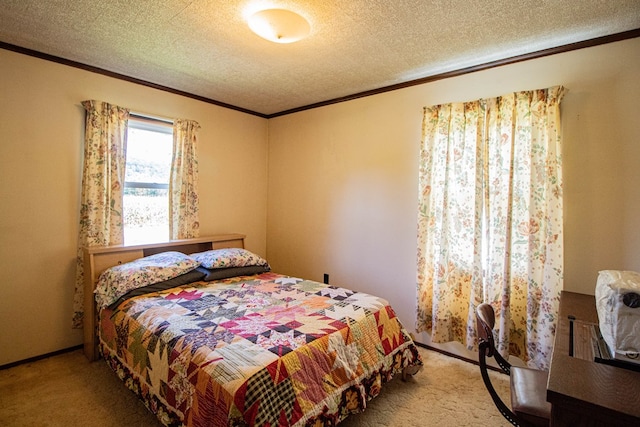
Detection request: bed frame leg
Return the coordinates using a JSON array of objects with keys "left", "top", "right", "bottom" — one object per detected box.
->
[{"left": 401, "top": 364, "right": 421, "bottom": 381}]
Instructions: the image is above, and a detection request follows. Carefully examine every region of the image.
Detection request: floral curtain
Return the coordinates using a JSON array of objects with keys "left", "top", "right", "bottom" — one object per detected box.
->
[
  {"left": 72, "top": 100, "right": 129, "bottom": 328},
  {"left": 416, "top": 86, "right": 565, "bottom": 369},
  {"left": 169, "top": 119, "right": 200, "bottom": 239}
]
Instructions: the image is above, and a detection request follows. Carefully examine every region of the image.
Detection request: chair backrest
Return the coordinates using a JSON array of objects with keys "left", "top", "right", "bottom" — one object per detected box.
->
[
  {"left": 477, "top": 303, "right": 512, "bottom": 372},
  {"left": 476, "top": 303, "right": 497, "bottom": 357}
]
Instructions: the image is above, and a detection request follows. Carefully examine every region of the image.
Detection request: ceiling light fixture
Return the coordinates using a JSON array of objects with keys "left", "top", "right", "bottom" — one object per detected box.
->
[{"left": 248, "top": 9, "right": 310, "bottom": 44}]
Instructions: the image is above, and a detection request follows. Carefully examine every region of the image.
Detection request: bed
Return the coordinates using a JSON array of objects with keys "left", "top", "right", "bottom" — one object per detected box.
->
[{"left": 83, "top": 234, "right": 422, "bottom": 426}]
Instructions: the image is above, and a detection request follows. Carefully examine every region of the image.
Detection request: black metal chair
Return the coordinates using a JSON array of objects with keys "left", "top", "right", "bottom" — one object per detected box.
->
[{"left": 476, "top": 303, "right": 551, "bottom": 427}]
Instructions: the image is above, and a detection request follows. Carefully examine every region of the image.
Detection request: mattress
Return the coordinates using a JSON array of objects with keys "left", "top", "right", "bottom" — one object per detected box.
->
[{"left": 99, "top": 272, "right": 422, "bottom": 426}]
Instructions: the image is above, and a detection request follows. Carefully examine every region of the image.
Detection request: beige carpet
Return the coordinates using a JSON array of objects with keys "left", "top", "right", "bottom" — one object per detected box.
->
[{"left": 0, "top": 347, "right": 512, "bottom": 426}]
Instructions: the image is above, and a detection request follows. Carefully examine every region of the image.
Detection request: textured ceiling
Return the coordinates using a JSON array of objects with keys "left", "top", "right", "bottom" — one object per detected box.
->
[{"left": 1, "top": 0, "right": 639, "bottom": 116}]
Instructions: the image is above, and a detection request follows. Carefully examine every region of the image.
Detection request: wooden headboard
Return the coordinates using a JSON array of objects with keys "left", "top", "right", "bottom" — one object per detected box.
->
[{"left": 83, "top": 233, "right": 246, "bottom": 361}]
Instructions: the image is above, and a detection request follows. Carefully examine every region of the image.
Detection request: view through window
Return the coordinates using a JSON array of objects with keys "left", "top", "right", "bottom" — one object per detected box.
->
[{"left": 124, "top": 118, "right": 172, "bottom": 244}]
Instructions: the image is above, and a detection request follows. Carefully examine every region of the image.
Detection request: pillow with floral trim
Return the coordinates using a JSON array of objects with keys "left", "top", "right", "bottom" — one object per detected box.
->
[
  {"left": 190, "top": 248, "right": 269, "bottom": 270},
  {"left": 95, "top": 251, "right": 200, "bottom": 308}
]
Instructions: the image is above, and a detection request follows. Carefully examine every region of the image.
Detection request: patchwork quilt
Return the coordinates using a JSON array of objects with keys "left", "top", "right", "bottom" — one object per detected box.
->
[{"left": 99, "top": 272, "right": 422, "bottom": 426}]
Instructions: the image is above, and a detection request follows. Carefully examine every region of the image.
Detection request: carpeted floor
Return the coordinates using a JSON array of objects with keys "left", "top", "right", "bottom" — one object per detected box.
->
[{"left": 0, "top": 346, "right": 512, "bottom": 426}]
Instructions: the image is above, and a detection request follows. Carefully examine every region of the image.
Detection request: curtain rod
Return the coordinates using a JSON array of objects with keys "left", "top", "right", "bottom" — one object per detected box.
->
[{"left": 130, "top": 112, "right": 173, "bottom": 125}]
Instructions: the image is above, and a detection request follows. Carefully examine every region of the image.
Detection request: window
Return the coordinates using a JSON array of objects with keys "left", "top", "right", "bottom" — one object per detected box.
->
[
  {"left": 123, "top": 117, "right": 173, "bottom": 244},
  {"left": 416, "top": 86, "right": 565, "bottom": 369}
]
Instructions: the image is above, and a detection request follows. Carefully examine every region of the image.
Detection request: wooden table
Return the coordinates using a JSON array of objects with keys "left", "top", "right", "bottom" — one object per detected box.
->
[{"left": 547, "top": 291, "right": 640, "bottom": 426}]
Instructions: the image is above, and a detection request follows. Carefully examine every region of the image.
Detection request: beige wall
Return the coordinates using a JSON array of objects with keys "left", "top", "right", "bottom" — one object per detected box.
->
[
  {"left": 0, "top": 49, "right": 269, "bottom": 366},
  {"left": 267, "top": 38, "right": 640, "bottom": 354}
]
